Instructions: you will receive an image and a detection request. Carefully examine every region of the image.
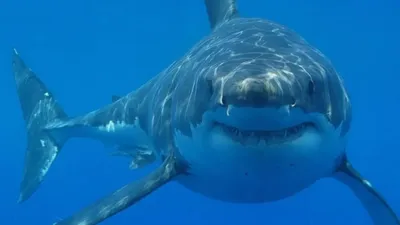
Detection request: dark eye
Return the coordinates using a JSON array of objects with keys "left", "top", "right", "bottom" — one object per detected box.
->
[
  {"left": 290, "top": 96, "right": 296, "bottom": 105},
  {"left": 308, "top": 80, "right": 315, "bottom": 96},
  {"left": 206, "top": 78, "right": 214, "bottom": 95}
]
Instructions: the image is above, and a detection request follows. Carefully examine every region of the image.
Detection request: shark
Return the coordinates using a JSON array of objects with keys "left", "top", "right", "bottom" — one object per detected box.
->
[{"left": 13, "top": 0, "right": 399, "bottom": 224}]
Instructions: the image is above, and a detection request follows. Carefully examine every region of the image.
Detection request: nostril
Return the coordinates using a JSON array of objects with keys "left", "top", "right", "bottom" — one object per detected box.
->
[
  {"left": 221, "top": 96, "right": 227, "bottom": 105},
  {"left": 206, "top": 78, "right": 227, "bottom": 106},
  {"left": 222, "top": 97, "right": 226, "bottom": 105}
]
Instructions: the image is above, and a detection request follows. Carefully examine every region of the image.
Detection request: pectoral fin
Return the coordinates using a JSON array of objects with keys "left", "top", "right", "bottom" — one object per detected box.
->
[
  {"left": 54, "top": 154, "right": 183, "bottom": 225},
  {"left": 333, "top": 157, "right": 400, "bottom": 225}
]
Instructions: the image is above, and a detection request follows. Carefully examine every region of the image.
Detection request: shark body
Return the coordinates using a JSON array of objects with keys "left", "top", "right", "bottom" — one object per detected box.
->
[{"left": 13, "top": 0, "right": 399, "bottom": 224}]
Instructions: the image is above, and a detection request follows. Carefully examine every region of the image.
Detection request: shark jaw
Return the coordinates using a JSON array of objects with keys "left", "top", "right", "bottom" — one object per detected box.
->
[
  {"left": 212, "top": 121, "right": 315, "bottom": 146},
  {"left": 174, "top": 105, "right": 347, "bottom": 203}
]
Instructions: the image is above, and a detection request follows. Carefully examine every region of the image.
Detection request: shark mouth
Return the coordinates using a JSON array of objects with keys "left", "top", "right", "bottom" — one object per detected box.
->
[{"left": 213, "top": 121, "right": 315, "bottom": 145}]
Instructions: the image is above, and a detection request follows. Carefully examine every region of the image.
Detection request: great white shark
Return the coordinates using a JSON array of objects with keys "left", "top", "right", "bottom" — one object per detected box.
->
[{"left": 13, "top": 0, "right": 399, "bottom": 224}]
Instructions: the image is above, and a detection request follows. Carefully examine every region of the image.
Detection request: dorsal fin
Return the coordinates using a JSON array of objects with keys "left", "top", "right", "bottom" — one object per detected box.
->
[{"left": 204, "top": 0, "right": 239, "bottom": 30}]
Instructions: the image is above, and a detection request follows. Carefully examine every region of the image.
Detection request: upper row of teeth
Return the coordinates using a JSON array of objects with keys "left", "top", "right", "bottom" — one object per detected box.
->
[{"left": 221, "top": 123, "right": 309, "bottom": 141}]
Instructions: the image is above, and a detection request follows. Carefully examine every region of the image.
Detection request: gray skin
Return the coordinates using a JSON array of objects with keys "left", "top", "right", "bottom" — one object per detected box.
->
[{"left": 12, "top": 0, "right": 399, "bottom": 224}]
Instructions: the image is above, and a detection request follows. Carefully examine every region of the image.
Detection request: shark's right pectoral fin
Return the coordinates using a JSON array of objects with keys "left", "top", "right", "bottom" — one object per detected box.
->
[
  {"left": 333, "top": 157, "right": 400, "bottom": 225},
  {"left": 54, "top": 153, "right": 185, "bottom": 225}
]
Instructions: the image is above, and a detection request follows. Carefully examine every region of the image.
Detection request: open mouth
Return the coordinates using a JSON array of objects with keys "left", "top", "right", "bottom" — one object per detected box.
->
[{"left": 213, "top": 121, "right": 315, "bottom": 145}]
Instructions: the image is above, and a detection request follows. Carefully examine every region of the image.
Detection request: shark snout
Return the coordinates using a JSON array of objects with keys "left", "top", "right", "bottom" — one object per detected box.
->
[{"left": 216, "top": 77, "right": 296, "bottom": 108}]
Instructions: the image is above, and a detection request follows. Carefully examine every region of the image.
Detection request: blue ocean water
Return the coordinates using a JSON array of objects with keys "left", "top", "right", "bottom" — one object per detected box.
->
[{"left": 0, "top": 0, "right": 399, "bottom": 224}]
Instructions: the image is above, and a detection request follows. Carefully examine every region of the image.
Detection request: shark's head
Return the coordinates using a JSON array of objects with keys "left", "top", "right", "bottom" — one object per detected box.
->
[{"left": 171, "top": 18, "right": 351, "bottom": 203}]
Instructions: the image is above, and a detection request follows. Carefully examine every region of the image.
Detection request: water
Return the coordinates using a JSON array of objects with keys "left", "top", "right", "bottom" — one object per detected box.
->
[{"left": 0, "top": 0, "right": 399, "bottom": 224}]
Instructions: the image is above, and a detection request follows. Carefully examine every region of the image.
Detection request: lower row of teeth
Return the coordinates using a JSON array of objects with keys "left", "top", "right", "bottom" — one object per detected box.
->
[{"left": 221, "top": 123, "right": 309, "bottom": 144}]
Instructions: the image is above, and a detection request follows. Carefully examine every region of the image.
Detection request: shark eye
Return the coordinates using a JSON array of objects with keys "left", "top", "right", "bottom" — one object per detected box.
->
[
  {"left": 290, "top": 96, "right": 296, "bottom": 106},
  {"left": 206, "top": 78, "right": 214, "bottom": 95},
  {"left": 308, "top": 80, "right": 315, "bottom": 96}
]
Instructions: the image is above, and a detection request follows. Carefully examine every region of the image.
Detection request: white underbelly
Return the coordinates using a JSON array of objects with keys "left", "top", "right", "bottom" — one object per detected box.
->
[{"left": 174, "top": 125, "right": 346, "bottom": 203}]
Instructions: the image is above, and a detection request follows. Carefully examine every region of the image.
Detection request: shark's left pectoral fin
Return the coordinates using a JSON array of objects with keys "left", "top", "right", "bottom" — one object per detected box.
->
[
  {"left": 333, "top": 157, "right": 400, "bottom": 225},
  {"left": 54, "top": 154, "right": 184, "bottom": 225}
]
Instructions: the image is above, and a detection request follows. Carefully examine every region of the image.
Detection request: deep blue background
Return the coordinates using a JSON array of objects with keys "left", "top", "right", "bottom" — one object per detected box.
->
[{"left": 0, "top": 0, "right": 399, "bottom": 224}]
